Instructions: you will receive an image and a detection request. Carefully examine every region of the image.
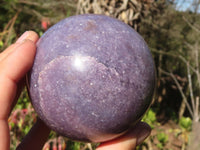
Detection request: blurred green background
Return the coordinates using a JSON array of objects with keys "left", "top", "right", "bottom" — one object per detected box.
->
[{"left": 0, "top": 0, "right": 200, "bottom": 149}]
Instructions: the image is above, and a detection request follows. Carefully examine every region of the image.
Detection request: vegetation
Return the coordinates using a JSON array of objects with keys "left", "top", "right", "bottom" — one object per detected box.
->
[{"left": 0, "top": 0, "right": 199, "bottom": 149}]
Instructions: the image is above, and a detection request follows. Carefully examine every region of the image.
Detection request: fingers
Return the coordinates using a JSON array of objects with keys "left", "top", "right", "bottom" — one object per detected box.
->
[
  {"left": 0, "top": 31, "right": 38, "bottom": 62},
  {"left": 0, "top": 31, "right": 38, "bottom": 83},
  {"left": 16, "top": 118, "right": 51, "bottom": 150},
  {"left": 16, "top": 31, "right": 39, "bottom": 44},
  {"left": 0, "top": 120, "right": 10, "bottom": 150},
  {"left": 0, "top": 40, "right": 36, "bottom": 84},
  {"left": 0, "top": 31, "right": 38, "bottom": 120},
  {"left": 0, "top": 31, "right": 38, "bottom": 150},
  {"left": 96, "top": 122, "right": 151, "bottom": 150}
]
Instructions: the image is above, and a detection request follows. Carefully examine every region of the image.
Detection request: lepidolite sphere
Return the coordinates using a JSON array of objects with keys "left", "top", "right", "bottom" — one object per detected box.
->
[{"left": 28, "top": 14, "right": 156, "bottom": 142}]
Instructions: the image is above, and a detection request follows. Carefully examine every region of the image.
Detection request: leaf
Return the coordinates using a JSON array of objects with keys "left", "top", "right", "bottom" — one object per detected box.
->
[
  {"left": 157, "top": 132, "right": 168, "bottom": 144},
  {"left": 0, "top": 41, "right": 3, "bottom": 48},
  {"left": 179, "top": 117, "right": 192, "bottom": 131},
  {"left": 142, "top": 108, "right": 157, "bottom": 128}
]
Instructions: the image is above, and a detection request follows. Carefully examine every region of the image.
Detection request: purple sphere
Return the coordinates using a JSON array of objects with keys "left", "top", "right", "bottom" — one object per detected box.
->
[{"left": 28, "top": 14, "right": 156, "bottom": 142}]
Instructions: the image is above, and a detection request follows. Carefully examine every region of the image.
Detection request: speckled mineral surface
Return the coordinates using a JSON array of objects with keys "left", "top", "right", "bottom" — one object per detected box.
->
[{"left": 28, "top": 14, "right": 156, "bottom": 142}]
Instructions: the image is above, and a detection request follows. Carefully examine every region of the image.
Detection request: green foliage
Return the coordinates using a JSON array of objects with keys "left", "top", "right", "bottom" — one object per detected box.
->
[
  {"left": 156, "top": 143, "right": 164, "bottom": 149},
  {"left": 157, "top": 132, "right": 169, "bottom": 144},
  {"left": 15, "top": 89, "right": 30, "bottom": 109},
  {"left": 66, "top": 141, "right": 81, "bottom": 150},
  {"left": 142, "top": 108, "right": 157, "bottom": 128},
  {"left": 156, "top": 132, "right": 169, "bottom": 149},
  {"left": 0, "top": 0, "right": 76, "bottom": 51},
  {"left": 0, "top": 41, "right": 3, "bottom": 48},
  {"left": 9, "top": 103, "right": 37, "bottom": 150},
  {"left": 179, "top": 117, "right": 192, "bottom": 131}
]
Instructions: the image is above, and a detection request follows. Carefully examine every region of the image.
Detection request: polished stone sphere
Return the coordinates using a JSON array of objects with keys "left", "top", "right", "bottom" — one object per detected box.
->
[{"left": 28, "top": 14, "right": 156, "bottom": 143}]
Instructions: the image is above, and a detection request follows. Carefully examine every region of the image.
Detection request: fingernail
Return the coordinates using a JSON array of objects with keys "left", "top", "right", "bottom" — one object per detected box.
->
[
  {"left": 16, "top": 31, "right": 29, "bottom": 43},
  {"left": 136, "top": 122, "right": 151, "bottom": 145}
]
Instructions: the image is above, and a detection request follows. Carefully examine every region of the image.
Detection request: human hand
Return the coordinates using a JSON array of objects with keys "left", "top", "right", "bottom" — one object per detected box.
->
[
  {"left": 0, "top": 31, "right": 151, "bottom": 150},
  {"left": 0, "top": 31, "right": 50, "bottom": 150},
  {"left": 96, "top": 122, "right": 151, "bottom": 150}
]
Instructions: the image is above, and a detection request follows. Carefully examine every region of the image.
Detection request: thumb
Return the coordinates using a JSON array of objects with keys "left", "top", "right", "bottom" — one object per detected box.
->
[{"left": 96, "top": 122, "right": 151, "bottom": 150}]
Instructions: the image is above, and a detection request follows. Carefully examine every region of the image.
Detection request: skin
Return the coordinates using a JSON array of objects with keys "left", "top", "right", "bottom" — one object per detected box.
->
[{"left": 0, "top": 31, "right": 151, "bottom": 150}]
